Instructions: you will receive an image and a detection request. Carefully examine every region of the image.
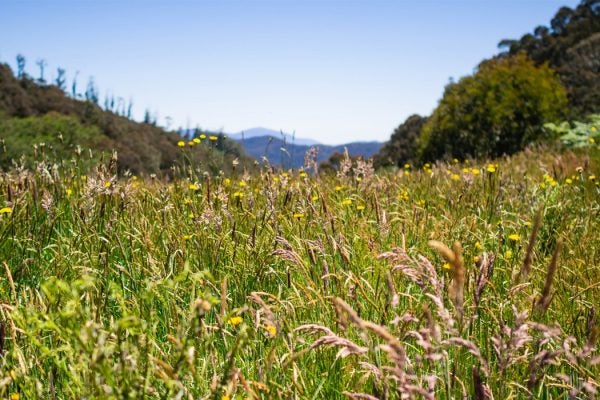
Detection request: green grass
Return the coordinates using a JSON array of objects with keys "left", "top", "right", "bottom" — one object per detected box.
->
[{"left": 0, "top": 145, "right": 599, "bottom": 399}]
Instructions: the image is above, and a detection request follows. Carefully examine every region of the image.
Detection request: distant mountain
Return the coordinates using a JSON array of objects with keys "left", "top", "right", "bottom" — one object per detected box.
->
[
  {"left": 230, "top": 127, "right": 321, "bottom": 146},
  {"left": 239, "top": 135, "right": 383, "bottom": 169}
]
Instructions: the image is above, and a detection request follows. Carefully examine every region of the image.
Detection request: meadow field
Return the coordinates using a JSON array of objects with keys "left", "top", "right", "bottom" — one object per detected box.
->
[{"left": 0, "top": 146, "right": 599, "bottom": 399}]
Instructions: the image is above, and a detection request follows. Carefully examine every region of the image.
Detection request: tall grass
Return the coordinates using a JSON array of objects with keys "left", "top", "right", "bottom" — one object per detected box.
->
[{"left": 0, "top": 146, "right": 598, "bottom": 399}]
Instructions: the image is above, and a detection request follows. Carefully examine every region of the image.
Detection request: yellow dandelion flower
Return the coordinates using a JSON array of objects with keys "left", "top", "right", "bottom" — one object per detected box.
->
[
  {"left": 183, "top": 234, "right": 192, "bottom": 240},
  {"left": 224, "top": 178, "right": 231, "bottom": 185},
  {"left": 486, "top": 164, "right": 496, "bottom": 173},
  {"left": 193, "top": 138, "right": 201, "bottom": 144},
  {"left": 341, "top": 198, "right": 352, "bottom": 206},
  {"left": 475, "top": 241, "right": 482, "bottom": 250},
  {"left": 209, "top": 135, "right": 218, "bottom": 141},
  {"left": 335, "top": 185, "right": 343, "bottom": 191},
  {"left": 589, "top": 137, "right": 596, "bottom": 144},
  {"left": 233, "top": 191, "right": 244, "bottom": 198},
  {"left": 404, "top": 164, "right": 411, "bottom": 169},
  {"left": 200, "top": 134, "right": 207, "bottom": 139},
  {"left": 451, "top": 174, "right": 460, "bottom": 181},
  {"left": 188, "top": 183, "right": 199, "bottom": 191},
  {"left": 238, "top": 181, "right": 246, "bottom": 187},
  {"left": 442, "top": 263, "right": 451, "bottom": 270},
  {"left": 188, "top": 141, "right": 195, "bottom": 146},
  {"left": 177, "top": 141, "right": 185, "bottom": 147},
  {"left": 293, "top": 213, "right": 304, "bottom": 219},
  {"left": 0, "top": 207, "right": 11, "bottom": 214},
  {"left": 104, "top": 182, "right": 112, "bottom": 188},
  {"left": 473, "top": 256, "right": 480, "bottom": 263},
  {"left": 299, "top": 172, "right": 307, "bottom": 178},
  {"left": 589, "top": 175, "right": 596, "bottom": 181},
  {"left": 565, "top": 178, "right": 573, "bottom": 184},
  {"left": 11, "top": 394, "right": 19, "bottom": 400},
  {"left": 524, "top": 221, "right": 532, "bottom": 227},
  {"left": 227, "top": 316, "right": 242, "bottom": 326},
  {"left": 356, "top": 176, "right": 362, "bottom": 182},
  {"left": 508, "top": 234, "right": 521, "bottom": 242},
  {"left": 221, "top": 396, "right": 230, "bottom": 400},
  {"left": 66, "top": 188, "right": 73, "bottom": 196},
  {"left": 264, "top": 324, "right": 277, "bottom": 337},
  {"left": 188, "top": 212, "right": 195, "bottom": 219},
  {"left": 505, "top": 249, "right": 513, "bottom": 258},
  {"left": 453, "top": 158, "right": 459, "bottom": 164},
  {"left": 356, "top": 205, "right": 365, "bottom": 211},
  {"left": 472, "top": 168, "right": 480, "bottom": 175},
  {"left": 311, "top": 195, "right": 319, "bottom": 201}
]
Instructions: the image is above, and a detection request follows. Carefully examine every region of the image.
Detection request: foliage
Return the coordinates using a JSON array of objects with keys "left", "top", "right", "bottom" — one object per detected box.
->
[
  {"left": 0, "top": 145, "right": 598, "bottom": 399},
  {"left": 417, "top": 53, "right": 568, "bottom": 162},
  {"left": 498, "top": 0, "right": 600, "bottom": 117},
  {"left": 373, "top": 114, "right": 427, "bottom": 168},
  {"left": 545, "top": 113, "right": 600, "bottom": 148}
]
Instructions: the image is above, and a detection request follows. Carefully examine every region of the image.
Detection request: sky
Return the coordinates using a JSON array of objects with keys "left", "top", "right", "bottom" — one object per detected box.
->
[{"left": 0, "top": 0, "right": 580, "bottom": 145}]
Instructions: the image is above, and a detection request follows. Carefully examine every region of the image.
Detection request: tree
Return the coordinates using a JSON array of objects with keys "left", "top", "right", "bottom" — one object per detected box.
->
[
  {"left": 72, "top": 71, "right": 79, "bottom": 98},
  {"left": 84, "top": 77, "right": 99, "bottom": 104},
  {"left": 373, "top": 114, "right": 427, "bottom": 168},
  {"left": 417, "top": 53, "right": 568, "bottom": 162},
  {"left": 16, "top": 54, "right": 26, "bottom": 79},
  {"left": 35, "top": 58, "right": 47, "bottom": 83},
  {"left": 55, "top": 68, "right": 66, "bottom": 91}
]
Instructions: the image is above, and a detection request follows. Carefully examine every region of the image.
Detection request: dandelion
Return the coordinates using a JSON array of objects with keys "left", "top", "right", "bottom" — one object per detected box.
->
[
  {"left": 473, "top": 256, "right": 480, "bottom": 263},
  {"left": 188, "top": 183, "right": 199, "bottom": 191},
  {"left": 224, "top": 178, "right": 231, "bottom": 185},
  {"left": 293, "top": 213, "right": 304, "bottom": 220},
  {"left": 453, "top": 158, "right": 459, "bottom": 164},
  {"left": 238, "top": 181, "right": 246, "bottom": 187},
  {"left": 311, "top": 195, "right": 319, "bottom": 201},
  {"left": 341, "top": 198, "right": 352, "bottom": 206},
  {"left": 589, "top": 137, "right": 596, "bottom": 144},
  {"left": 11, "top": 394, "right": 19, "bottom": 400},
  {"left": 335, "top": 185, "right": 343, "bottom": 191},
  {"left": 66, "top": 188, "right": 73, "bottom": 196},
  {"left": 233, "top": 192, "right": 244, "bottom": 198},
  {"left": 472, "top": 168, "right": 480, "bottom": 175},
  {"left": 508, "top": 234, "right": 521, "bottom": 242},
  {"left": 589, "top": 175, "right": 596, "bottom": 181},
  {"left": 209, "top": 135, "right": 218, "bottom": 141},
  {"left": 505, "top": 249, "right": 513, "bottom": 258},
  {"left": 264, "top": 324, "right": 277, "bottom": 337},
  {"left": 104, "top": 182, "right": 111, "bottom": 188},
  {"left": 356, "top": 205, "right": 365, "bottom": 211},
  {"left": 183, "top": 234, "right": 192, "bottom": 240},
  {"left": 404, "top": 164, "right": 411, "bottom": 169},
  {"left": 193, "top": 138, "right": 201, "bottom": 144},
  {"left": 187, "top": 141, "right": 195, "bottom": 146},
  {"left": 451, "top": 174, "right": 460, "bottom": 181},
  {"left": 177, "top": 141, "right": 185, "bottom": 147},
  {"left": 475, "top": 241, "right": 482, "bottom": 250},
  {"left": 200, "top": 134, "right": 207, "bottom": 139},
  {"left": 227, "top": 316, "right": 242, "bottom": 326},
  {"left": 442, "top": 263, "right": 451, "bottom": 270},
  {"left": 487, "top": 164, "right": 496, "bottom": 173},
  {"left": 188, "top": 212, "right": 195, "bottom": 219},
  {"left": 299, "top": 172, "right": 307, "bottom": 178},
  {"left": 566, "top": 178, "right": 573, "bottom": 184}
]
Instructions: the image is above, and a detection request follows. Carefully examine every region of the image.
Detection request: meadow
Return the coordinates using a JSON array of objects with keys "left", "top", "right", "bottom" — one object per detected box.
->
[{"left": 0, "top": 145, "right": 599, "bottom": 399}]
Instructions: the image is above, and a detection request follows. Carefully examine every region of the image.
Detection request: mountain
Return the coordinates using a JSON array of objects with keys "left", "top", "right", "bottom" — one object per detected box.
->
[
  {"left": 229, "top": 127, "right": 321, "bottom": 146},
  {"left": 239, "top": 135, "right": 383, "bottom": 169}
]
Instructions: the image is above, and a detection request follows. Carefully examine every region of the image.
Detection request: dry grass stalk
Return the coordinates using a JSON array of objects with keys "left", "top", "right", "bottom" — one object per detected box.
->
[
  {"left": 519, "top": 207, "right": 543, "bottom": 283},
  {"left": 429, "top": 240, "right": 466, "bottom": 324},
  {"left": 342, "top": 392, "right": 380, "bottom": 400},
  {"left": 474, "top": 252, "right": 495, "bottom": 308},
  {"left": 536, "top": 238, "right": 563, "bottom": 314}
]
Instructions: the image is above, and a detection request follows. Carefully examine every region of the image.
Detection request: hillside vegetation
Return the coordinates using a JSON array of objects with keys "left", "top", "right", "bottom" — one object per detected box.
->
[{"left": 0, "top": 62, "right": 248, "bottom": 175}]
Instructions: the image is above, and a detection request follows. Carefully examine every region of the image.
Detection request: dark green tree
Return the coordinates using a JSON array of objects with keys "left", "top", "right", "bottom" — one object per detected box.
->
[
  {"left": 16, "top": 54, "right": 26, "bottom": 79},
  {"left": 417, "top": 53, "right": 568, "bottom": 162},
  {"left": 373, "top": 114, "right": 427, "bottom": 168},
  {"left": 55, "top": 68, "right": 66, "bottom": 91}
]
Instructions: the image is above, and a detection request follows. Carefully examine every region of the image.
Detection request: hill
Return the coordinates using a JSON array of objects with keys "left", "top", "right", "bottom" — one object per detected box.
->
[
  {"left": 239, "top": 134, "right": 382, "bottom": 168},
  {"left": 0, "top": 62, "right": 249, "bottom": 175}
]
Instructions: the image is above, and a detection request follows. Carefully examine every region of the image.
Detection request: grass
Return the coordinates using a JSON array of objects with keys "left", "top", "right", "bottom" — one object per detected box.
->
[{"left": 0, "top": 145, "right": 599, "bottom": 399}]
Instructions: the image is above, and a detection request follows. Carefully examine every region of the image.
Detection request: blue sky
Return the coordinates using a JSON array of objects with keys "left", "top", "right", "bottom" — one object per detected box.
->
[{"left": 0, "top": 0, "right": 580, "bottom": 144}]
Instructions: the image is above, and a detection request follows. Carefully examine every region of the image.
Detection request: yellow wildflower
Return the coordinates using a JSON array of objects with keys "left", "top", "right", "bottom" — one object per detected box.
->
[
  {"left": 293, "top": 213, "right": 304, "bottom": 219},
  {"left": 264, "top": 324, "right": 277, "bottom": 337},
  {"left": 342, "top": 199, "right": 352, "bottom": 206},
  {"left": 486, "top": 164, "right": 496, "bottom": 173},
  {"left": 356, "top": 205, "right": 365, "bottom": 211},
  {"left": 404, "top": 164, "right": 411, "bottom": 169},
  {"left": 104, "top": 182, "right": 111, "bottom": 188},
  {"left": 187, "top": 141, "right": 195, "bottom": 146},
  {"left": 193, "top": 138, "right": 201, "bottom": 144},
  {"left": 505, "top": 249, "right": 513, "bottom": 258},
  {"left": 188, "top": 183, "right": 199, "bottom": 191},
  {"left": 11, "top": 394, "right": 19, "bottom": 400},
  {"left": 224, "top": 178, "right": 231, "bottom": 185},
  {"left": 183, "top": 234, "right": 192, "bottom": 240},
  {"left": 451, "top": 174, "right": 460, "bottom": 181},
  {"left": 0, "top": 207, "right": 13, "bottom": 214},
  {"left": 209, "top": 135, "right": 218, "bottom": 141},
  {"left": 299, "top": 172, "right": 307, "bottom": 178},
  {"left": 335, "top": 185, "right": 343, "bottom": 191},
  {"left": 442, "top": 263, "right": 451, "bottom": 270},
  {"left": 508, "top": 234, "right": 521, "bottom": 242},
  {"left": 311, "top": 195, "right": 319, "bottom": 201},
  {"left": 475, "top": 241, "right": 482, "bottom": 250},
  {"left": 227, "top": 316, "right": 242, "bottom": 326},
  {"left": 66, "top": 188, "right": 73, "bottom": 196},
  {"left": 565, "top": 178, "right": 573, "bottom": 184},
  {"left": 589, "top": 175, "right": 596, "bottom": 181},
  {"left": 177, "top": 141, "right": 185, "bottom": 147},
  {"left": 200, "top": 134, "right": 207, "bottom": 139}
]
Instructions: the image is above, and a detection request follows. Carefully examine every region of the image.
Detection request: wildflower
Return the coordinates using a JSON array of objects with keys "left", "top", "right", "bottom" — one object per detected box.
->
[
  {"left": 233, "top": 192, "right": 244, "bottom": 198},
  {"left": 264, "top": 324, "right": 277, "bottom": 337},
  {"left": 442, "top": 263, "right": 451, "bottom": 270},
  {"left": 589, "top": 137, "right": 595, "bottom": 144},
  {"left": 183, "top": 234, "right": 192, "bottom": 240},
  {"left": 451, "top": 174, "right": 460, "bottom": 181},
  {"left": 335, "top": 185, "right": 343, "bottom": 191},
  {"left": 473, "top": 256, "right": 480, "bottom": 263},
  {"left": 592, "top": 126, "right": 597, "bottom": 132},
  {"left": 404, "top": 164, "right": 411, "bottom": 169},
  {"left": 224, "top": 178, "right": 231, "bottom": 185},
  {"left": 311, "top": 195, "right": 319, "bottom": 201},
  {"left": 66, "top": 188, "right": 73, "bottom": 196},
  {"left": 462, "top": 168, "right": 469, "bottom": 173},
  {"left": 193, "top": 138, "right": 201, "bottom": 144},
  {"left": 356, "top": 205, "right": 365, "bottom": 211},
  {"left": 209, "top": 135, "right": 218, "bottom": 141},
  {"left": 11, "top": 394, "right": 19, "bottom": 400},
  {"left": 486, "top": 164, "right": 496, "bottom": 173},
  {"left": 177, "top": 141, "right": 185, "bottom": 147},
  {"left": 471, "top": 168, "right": 480, "bottom": 175},
  {"left": 505, "top": 249, "right": 513, "bottom": 258},
  {"left": 342, "top": 198, "right": 352, "bottom": 206},
  {"left": 188, "top": 212, "right": 195, "bottom": 219},
  {"left": 221, "top": 396, "right": 230, "bottom": 400},
  {"left": 453, "top": 158, "right": 459, "bottom": 164},
  {"left": 424, "top": 163, "right": 431, "bottom": 169},
  {"left": 299, "top": 172, "right": 307, "bottom": 178},
  {"left": 524, "top": 221, "right": 532, "bottom": 227},
  {"left": 200, "top": 134, "right": 206, "bottom": 140},
  {"left": 293, "top": 213, "right": 304, "bottom": 220},
  {"left": 104, "top": 182, "right": 111, "bottom": 188},
  {"left": 355, "top": 176, "right": 362, "bottom": 182},
  {"left": 238, "top": 181, "right": 246, "bottom": 187},
  {"left": 184, "top": 198, "right": 193, "bottom": 204},
  {"left": 227, "top": 316, "right": 242, "bottom": 326},
  {"left": 188, "top": 141, "right": 195, "bottom": 146},
  {"left": 188, "top": 183, "right": 199, "bottom": 191},
  {"left": 508, "top": 234, "right": 521, "bottom": 242},
  {"left": 589, "top": 175, "right": 596, "bottom": 181},
  {"left": 565, "top": 178, "right": 573, "bottom": 184},
  {"left": 475, "top": 241, "right": 482, "bottom": 250}
]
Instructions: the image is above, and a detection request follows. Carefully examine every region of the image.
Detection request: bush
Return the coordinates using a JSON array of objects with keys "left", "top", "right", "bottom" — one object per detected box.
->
[{"left": 418, "top": 53, "right": 568, "bottom": 162}]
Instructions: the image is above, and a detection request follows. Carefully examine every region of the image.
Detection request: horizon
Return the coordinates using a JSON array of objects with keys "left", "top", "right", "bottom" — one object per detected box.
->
[{"left": 0, "top": 0, "right": 580, "bottom": 145}]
